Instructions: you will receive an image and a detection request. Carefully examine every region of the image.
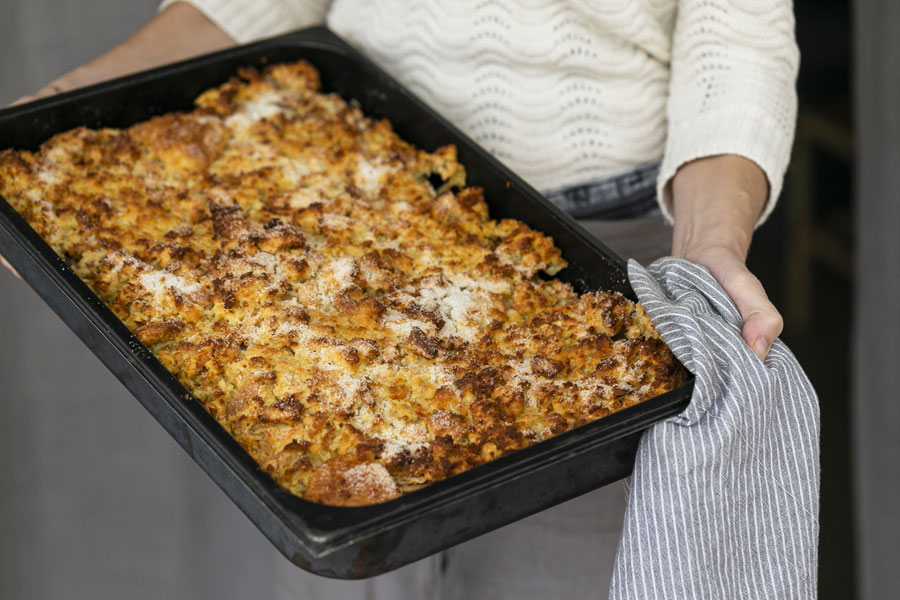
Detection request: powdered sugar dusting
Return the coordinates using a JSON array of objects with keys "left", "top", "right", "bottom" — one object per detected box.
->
[
  {"left": 353, "top": 157, "right": 393, "bottom": 195},
  {"left": 382, "top": 308, "right": 417, "bottom": 337},
  {"left": 36, "top": 165, "right": 62, "bottom": 187},
  {"left": 334, "top": 372, "right": 368, "bottom": 413},
  {"left": 414, "top": 282, "right": 484, "bottom": 341},
  {"left": 451, "top": 274, "right": 510, "bottom": 296},
  {"left": 342, "top": 462, "right": 398, "bottom": 495},
  {"left": 379, "top": 420, "right": 430, "bottom": 461},
  {"left": 225, "top": 91, "right": 288, "bottom": 131},
  {"left": 319, "top": 257, "right": 357, "bottom": 290},
  {"left": 321, "top": 212, "right": 355, "bottom": 231},
  {"left": 348, "top": 396, "right": 431, "bottom": 461},
  {"left": 285, "top": 188, "right": 322, "bottom": 209},
  {"left": 247, "top": 251, "right": 278, "bottom": 272},
  {"left": 137, "top": 270, "right": 203, "bottom": 303}
]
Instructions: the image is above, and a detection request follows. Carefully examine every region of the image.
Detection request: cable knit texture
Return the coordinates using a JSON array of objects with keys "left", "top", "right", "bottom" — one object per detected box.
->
[{"left": 162, "top": 0, "right": 798, "bottom": 224}]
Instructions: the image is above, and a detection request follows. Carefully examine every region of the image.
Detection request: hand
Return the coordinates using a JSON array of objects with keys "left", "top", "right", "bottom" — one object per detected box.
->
[
  {"left": 1, "top": 1, "right": 234, "bottom": 279},
  {"left": 670, "top": 155, "right": 783, "bottom": 361},
  {"left": 0, "top": 254, "right": 20, "bottom": 279},
  {"left": 11, "top": 65, "right": 106, "bottom": 107},
  {"left": 13, "top": 2, "right": 233, "bottom": 107},
  {"left": 11, "top": 60, "right": 132, "bottom": 106},
  {"left": 675, "top": 243, "right": 783, "bottom": 360}
]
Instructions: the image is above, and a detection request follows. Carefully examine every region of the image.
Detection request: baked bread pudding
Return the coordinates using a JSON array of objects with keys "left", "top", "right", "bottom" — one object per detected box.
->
[{"left": 0, "top": 61, "right": 687, "bottom": 506}]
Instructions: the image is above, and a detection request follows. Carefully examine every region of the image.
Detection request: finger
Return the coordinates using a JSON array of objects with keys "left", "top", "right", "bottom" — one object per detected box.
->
[
  {"left": 10, "top": 95, "right": 36, "bottom": 107},
  {"left": 742, "top": 305, "right": 783, "bottom": 361},
  {"left": 714, "top": 265, "right": 783, "bottom": 360},
  {"left": 10, "top": 81, "right": 67, "bottom": 107},
  {"left": 0, "top": 253, "right": 22, "bottom": 279}
]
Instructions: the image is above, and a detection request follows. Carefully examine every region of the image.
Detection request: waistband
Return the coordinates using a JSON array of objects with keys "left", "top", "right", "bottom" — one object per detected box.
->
[{"left": 542, "top": 160, "right": 661, "bottom": 220}]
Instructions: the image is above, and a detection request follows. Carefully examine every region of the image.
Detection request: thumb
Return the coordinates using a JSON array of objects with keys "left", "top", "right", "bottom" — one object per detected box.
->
[{"left": 710, "top": 258, "right": 783, "bottom": 361}]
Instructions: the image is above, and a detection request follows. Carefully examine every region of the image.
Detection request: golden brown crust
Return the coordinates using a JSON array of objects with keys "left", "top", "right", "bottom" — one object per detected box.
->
[{"left": 0, "top": 60, "right": 687, "bottom": 506}]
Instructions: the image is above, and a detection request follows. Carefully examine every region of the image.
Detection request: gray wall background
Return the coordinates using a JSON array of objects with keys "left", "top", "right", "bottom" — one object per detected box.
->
[
  {"left": 0, "top": 2, "right": 281, "bottom": 598},
  {"left": 853, "top": 0, "right": 900, "bottom": 598}
]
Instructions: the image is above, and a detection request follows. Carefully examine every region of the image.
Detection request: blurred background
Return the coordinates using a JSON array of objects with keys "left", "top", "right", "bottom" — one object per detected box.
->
[{"left": 0, "top": 1, "right": 897, "bottom": 598}]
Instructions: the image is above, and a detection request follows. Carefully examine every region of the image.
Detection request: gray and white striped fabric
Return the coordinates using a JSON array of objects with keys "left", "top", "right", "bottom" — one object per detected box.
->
[{"left": 611, "top": 258, "right": 820, "bottom": 600}]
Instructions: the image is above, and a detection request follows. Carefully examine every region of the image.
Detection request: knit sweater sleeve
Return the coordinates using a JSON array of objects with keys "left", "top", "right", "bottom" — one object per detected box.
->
[
  {"left": 158, "top": 0, "right": 330, "bottom": 44},
  {"left": 657, "top": 0, "right": 800, "bottom": 226}
]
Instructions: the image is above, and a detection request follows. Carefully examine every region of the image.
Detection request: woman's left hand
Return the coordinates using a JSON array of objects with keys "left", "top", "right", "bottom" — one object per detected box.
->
[{"left": 670, "top": 155, "right": 783, "bottom": 361}]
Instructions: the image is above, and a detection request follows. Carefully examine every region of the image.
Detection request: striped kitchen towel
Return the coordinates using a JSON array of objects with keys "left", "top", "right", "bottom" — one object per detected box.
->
[{"left": 610, "top": 258, "right": 820, "bottom": 600}]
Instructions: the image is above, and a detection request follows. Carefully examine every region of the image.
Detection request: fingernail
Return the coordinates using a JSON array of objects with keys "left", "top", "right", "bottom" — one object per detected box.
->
[{"left": 754, "top": 338, "right": 769, "bottom": 360}]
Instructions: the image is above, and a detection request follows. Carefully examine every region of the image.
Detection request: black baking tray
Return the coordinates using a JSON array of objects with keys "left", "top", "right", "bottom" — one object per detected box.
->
[{"left": 0, "top": 27, "right": 693, "bottom": 578}]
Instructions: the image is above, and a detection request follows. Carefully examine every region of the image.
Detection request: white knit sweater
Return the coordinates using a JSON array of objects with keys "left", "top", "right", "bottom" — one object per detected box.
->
[{"left": 161, "top": 0, "right": 799, "bottom": 223}]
